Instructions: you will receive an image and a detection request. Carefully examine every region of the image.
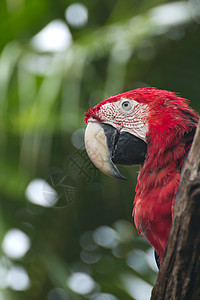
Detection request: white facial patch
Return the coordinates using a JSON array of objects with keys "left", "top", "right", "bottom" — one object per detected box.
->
[
  {"left": 97, "top": 98, "right": 149, "bottom": 142},
  {"left": 120, "top": 99, "right": 149, "bottom": 142}
]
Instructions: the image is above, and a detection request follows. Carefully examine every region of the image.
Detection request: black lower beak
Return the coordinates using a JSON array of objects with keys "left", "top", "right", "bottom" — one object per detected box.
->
[
  {"left": 100, "top": 123, "right": 147, "bottom": 166},
  {"left": 85, "top": 122, "right": 147, "bottom": 180}
]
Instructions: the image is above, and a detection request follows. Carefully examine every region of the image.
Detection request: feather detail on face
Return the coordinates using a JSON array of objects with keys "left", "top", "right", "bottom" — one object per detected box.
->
[{"left": 85, "top": 95, "right": 149, "bottom": 142}]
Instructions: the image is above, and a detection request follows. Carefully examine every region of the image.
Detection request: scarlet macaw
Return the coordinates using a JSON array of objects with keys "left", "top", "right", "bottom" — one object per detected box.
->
[{"left": 84, "top": 88, "right": 199, "bottom": 266}]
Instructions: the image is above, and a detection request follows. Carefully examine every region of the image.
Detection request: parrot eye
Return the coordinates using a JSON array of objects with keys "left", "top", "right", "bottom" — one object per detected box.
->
[{"left": 121, "top": 100, "right": 132, "bottom": 111}]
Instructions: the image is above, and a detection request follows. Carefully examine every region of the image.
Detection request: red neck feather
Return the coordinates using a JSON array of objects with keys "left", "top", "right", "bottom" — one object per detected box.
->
[{"left": 133, "top": 95, "right": 199, "bottom": 261}]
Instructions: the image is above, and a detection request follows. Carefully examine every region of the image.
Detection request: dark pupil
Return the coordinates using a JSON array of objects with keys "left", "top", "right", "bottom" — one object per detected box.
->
[{"left": 123, "top": 102, "right": 129, "bottom": 107}]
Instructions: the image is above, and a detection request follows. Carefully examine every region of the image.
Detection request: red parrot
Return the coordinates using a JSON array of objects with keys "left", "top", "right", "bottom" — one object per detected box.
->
[{"left": 84, "top": 88, "right": 199, "bottom": 266}]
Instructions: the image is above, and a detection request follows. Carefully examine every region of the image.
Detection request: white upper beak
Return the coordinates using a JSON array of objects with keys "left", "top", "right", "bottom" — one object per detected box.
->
[{"left": 84, "top": 122, "right": 126, "bottom": 179}]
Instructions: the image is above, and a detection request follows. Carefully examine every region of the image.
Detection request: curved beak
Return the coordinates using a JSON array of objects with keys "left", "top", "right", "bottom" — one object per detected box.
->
[
  {"left": 84, "top": 122, "right": 147, "bottom": 180},
  {"left": 84, "top": 122, "right": 126, "bottom": 180}
]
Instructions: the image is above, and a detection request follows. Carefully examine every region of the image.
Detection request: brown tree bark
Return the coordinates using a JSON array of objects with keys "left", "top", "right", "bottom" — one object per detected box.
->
[{"left": 151, "top": 119, "right": 200, "bottom": 300}]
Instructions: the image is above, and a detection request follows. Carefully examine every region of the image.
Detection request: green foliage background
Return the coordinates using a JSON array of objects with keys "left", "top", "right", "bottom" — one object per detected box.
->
[{"left": 0, "top": 0, "right": 199, "bottom": 299}]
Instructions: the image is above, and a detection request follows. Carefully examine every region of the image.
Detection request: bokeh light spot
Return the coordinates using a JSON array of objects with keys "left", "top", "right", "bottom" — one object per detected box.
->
[
  {"left": 93, "top": 226, "right": 119, "bottom": 249},
  {"left": 80, "top": 231, "right": 97, "bottom": 251},
  {"left": 71, "top": 128, "right": 85, "bottom": 149},
  {"left": 113, "top": 219, "right": 134, "bottom": 242},
  {"left": 150, "top": 2, "right": 190, "bottom": 27},
  {"left": 65, "top": 3, "right": 88, "bottom": 28},
  {"left": 2, "top": 229, "right": 31, "bottom": 259},
  {"left": 126, "top": 249, "right": 149, "bottom": 274},
  {"left": 121, "top": 274, "right": 153, "bottom": 300},
  {"left": 80, "top": 250, "right": 101, "bottom": 264},
  {"left": 94, "top": 293, "right": 119, "bottom": 300},
  {"left": 0, "top": 263, "right": 9, "bottom": 288},
  {"left": 31, "top": 20, "right": 72, "bottom": 52},
  {"left": 7, "top": 265, "right": 30, "bottom": 291},
  {"left": 67, "top": 272, "right": 95, "bottom": 295},
  {"left": 25, "top": 178, "right": 58, "bottom": 207},
  {"left": 21, "top": 54, "right": 52, "bottom": 76},
  {"left": 112, "top": 43, "right": 132, "bottom": 63}
]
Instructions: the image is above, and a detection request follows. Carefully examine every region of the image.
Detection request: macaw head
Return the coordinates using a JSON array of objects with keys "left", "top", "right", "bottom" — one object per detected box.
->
[{"left": 84, "top": 87, "right": 199, "bottom": 179}]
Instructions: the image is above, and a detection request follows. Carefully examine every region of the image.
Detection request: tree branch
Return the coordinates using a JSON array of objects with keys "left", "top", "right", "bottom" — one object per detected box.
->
[{"left": 151, "top": 119, "right": 200, "bottom": 300}]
